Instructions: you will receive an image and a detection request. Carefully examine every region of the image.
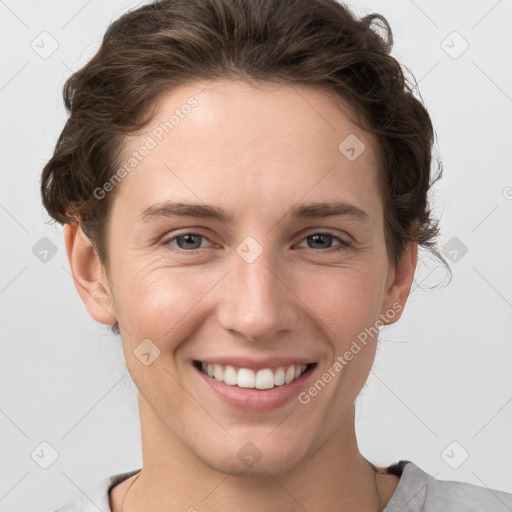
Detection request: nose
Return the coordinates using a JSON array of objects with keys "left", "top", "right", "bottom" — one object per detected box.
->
[{"left": 216, "top": 241, "right": 299, "bottom": 342}]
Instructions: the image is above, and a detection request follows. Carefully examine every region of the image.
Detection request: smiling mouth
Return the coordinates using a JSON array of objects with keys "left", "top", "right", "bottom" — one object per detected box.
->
[{"left": 193, "top": 360, "right": 317, "bottom": 390}]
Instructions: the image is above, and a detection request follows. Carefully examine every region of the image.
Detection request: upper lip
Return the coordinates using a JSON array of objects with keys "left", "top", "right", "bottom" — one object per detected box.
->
[{"left": 194, "top": 357, "right": 317, "bottom": 372}]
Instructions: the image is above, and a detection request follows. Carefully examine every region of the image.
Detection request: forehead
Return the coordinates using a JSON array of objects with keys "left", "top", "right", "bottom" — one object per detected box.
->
[{"left": 114, "top": 79, "right": 382, "bottom": 222}]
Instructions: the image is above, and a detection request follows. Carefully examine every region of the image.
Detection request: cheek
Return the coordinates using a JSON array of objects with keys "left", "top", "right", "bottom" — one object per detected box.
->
[
  {"left": 300, "top": 262, "right": 386, "bottom": 338},
  {"left": 111, "top": 259, "right": 224, "bottom": 343}
]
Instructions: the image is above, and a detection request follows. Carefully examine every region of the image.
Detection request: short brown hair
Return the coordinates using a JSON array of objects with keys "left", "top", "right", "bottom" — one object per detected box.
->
[{"left": 41, "top": 0, "right": 450, "bottom": 334}]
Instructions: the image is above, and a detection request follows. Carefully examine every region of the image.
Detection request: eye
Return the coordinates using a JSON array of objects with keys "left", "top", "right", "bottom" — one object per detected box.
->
[
  {"left": 297, "top": 232, "right": 350, "bottom": 251},
  {"left": 163, "top": 233, "right": 211, "bottom": 253},
  {"left": 161, "top": 230, "right": 350, "bottom": 255}
]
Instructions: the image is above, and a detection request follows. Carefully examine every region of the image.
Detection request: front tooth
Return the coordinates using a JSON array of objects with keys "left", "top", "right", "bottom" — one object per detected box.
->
[
  {"left": 255, "top": 369, "right": 275, "bottom": 389},
  {"left": 207, "top": 364, "right": 215, "bottom": 377},
  {"left": 237, "top": 368, "right": 255, "bottom": 388},
  {"left": 224, "top": 365, "right": 238, "bottom": 385},
  {"left": 213, "top": 364, "right": 224, "bottom": 381},
  {"left": 274, "top": 367, "right": 285, "bottom": 386},
  {"left": 285, "top": 366, "right": 295, "bottom": 384}
]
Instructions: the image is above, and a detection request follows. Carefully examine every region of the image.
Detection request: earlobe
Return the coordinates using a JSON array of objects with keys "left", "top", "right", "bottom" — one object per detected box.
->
[
  {"left": 380, "top": 240, "right": 418, "bottom": 326},
  {"left": 64, "top": 223, "right": 117, "bottom": 325}
]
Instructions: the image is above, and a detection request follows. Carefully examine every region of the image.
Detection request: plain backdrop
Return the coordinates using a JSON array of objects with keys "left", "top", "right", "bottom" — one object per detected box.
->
[{"left": 1, "top": 1, "right": 511, "bottom": 511}]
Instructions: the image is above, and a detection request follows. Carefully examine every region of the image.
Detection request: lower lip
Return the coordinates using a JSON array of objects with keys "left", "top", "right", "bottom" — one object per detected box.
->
[{"left": 194, "top": 363, "right": 317, "bottom": 412}]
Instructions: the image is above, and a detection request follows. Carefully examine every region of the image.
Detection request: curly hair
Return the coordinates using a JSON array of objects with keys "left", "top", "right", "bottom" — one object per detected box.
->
[{"left": 40, "top": 0, "right": 450, "bottom": 335}]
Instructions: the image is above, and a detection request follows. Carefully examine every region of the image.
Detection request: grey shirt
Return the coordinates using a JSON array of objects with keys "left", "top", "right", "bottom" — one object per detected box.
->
[{"left": 54, "top": 460, "right": 512, "bottom": 511}]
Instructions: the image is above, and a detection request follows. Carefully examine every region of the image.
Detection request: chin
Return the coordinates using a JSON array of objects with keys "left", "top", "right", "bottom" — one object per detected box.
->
[{"left": 193, "top": 432, "right": 311, "bottom": 477}]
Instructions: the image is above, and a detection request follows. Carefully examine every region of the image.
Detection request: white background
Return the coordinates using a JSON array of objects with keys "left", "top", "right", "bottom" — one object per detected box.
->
[{"left": 1, "top": 1, "right": 511, "bottom": 511}]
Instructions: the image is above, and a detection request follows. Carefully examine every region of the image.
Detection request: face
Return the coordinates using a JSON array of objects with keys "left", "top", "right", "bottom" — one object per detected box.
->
[{"left": 70, "top": 79, "right": 415, "bottom": 476}]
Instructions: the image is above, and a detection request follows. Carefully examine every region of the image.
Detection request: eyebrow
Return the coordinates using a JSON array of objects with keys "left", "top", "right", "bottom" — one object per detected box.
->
[{"left": 138, "top": 200, "right": 368, "bottom": 223}]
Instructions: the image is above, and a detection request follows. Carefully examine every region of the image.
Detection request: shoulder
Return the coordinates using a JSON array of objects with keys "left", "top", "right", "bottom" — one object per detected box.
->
[
  {"left": 425, "top": 475, "right": 512, "bottom": 511},
  {"left": 384, "top": 460, "right": 512, "bottom": 512},
  {"left": 427, "top": 480, "right": 512, "bottom": 512},
  {"left": 52, "top": 469, "right": 140, "bottom": 512}
]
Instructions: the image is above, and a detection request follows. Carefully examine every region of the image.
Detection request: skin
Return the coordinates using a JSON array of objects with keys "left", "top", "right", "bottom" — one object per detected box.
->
[{"left": 65, "top": 79, "right": 417, "bottom": 512}]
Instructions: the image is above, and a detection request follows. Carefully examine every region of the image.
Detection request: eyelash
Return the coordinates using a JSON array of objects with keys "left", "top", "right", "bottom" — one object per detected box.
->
[{"left": 161, "top": 231, "right": 351, "bottom": 255}]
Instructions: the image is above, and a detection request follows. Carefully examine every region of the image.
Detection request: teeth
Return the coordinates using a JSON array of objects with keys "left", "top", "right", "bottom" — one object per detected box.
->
[
  {"left": 213, "top": 364, "right": 223, "bottom": 381},
  {"left": 237, "top": 368, "right": 255, "bottom": 388},
  {"left": 255, "top": 369, "right": 274, "bottom": 390},
  {"left": 200, "top": 362, "right": 309, "bottom": 389},
  {"left": 224, "top": 365, "right": 237, "bottom": 385},
  {"left": 285, "top": 366, "right": 295, "bottom": 384},
  {"left": 274, "top": 367, "right": 285, "bottom": 386}
]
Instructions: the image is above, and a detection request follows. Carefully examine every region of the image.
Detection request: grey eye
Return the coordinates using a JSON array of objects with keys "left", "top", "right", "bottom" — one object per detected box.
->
[{"left": 175, "top": 234, "right": 204, "bottom": 250}]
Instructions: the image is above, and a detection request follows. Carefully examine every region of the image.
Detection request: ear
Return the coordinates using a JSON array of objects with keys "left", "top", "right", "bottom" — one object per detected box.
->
[
  {"left": 380, "top": 236, "right": 418, "bottom": 326},
  {"left": 64, "top": 222, "right": 117, "bottom": 325}
]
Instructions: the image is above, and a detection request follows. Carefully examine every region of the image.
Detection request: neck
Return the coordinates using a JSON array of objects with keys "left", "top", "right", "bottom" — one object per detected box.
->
[{"left": 118, "top": 396, "right": 392, "bottom": 512}]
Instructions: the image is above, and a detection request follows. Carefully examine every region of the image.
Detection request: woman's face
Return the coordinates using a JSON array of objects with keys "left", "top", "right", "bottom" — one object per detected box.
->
[{"left": 78, "top": 80, "right": 415, "bottom": 475}]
